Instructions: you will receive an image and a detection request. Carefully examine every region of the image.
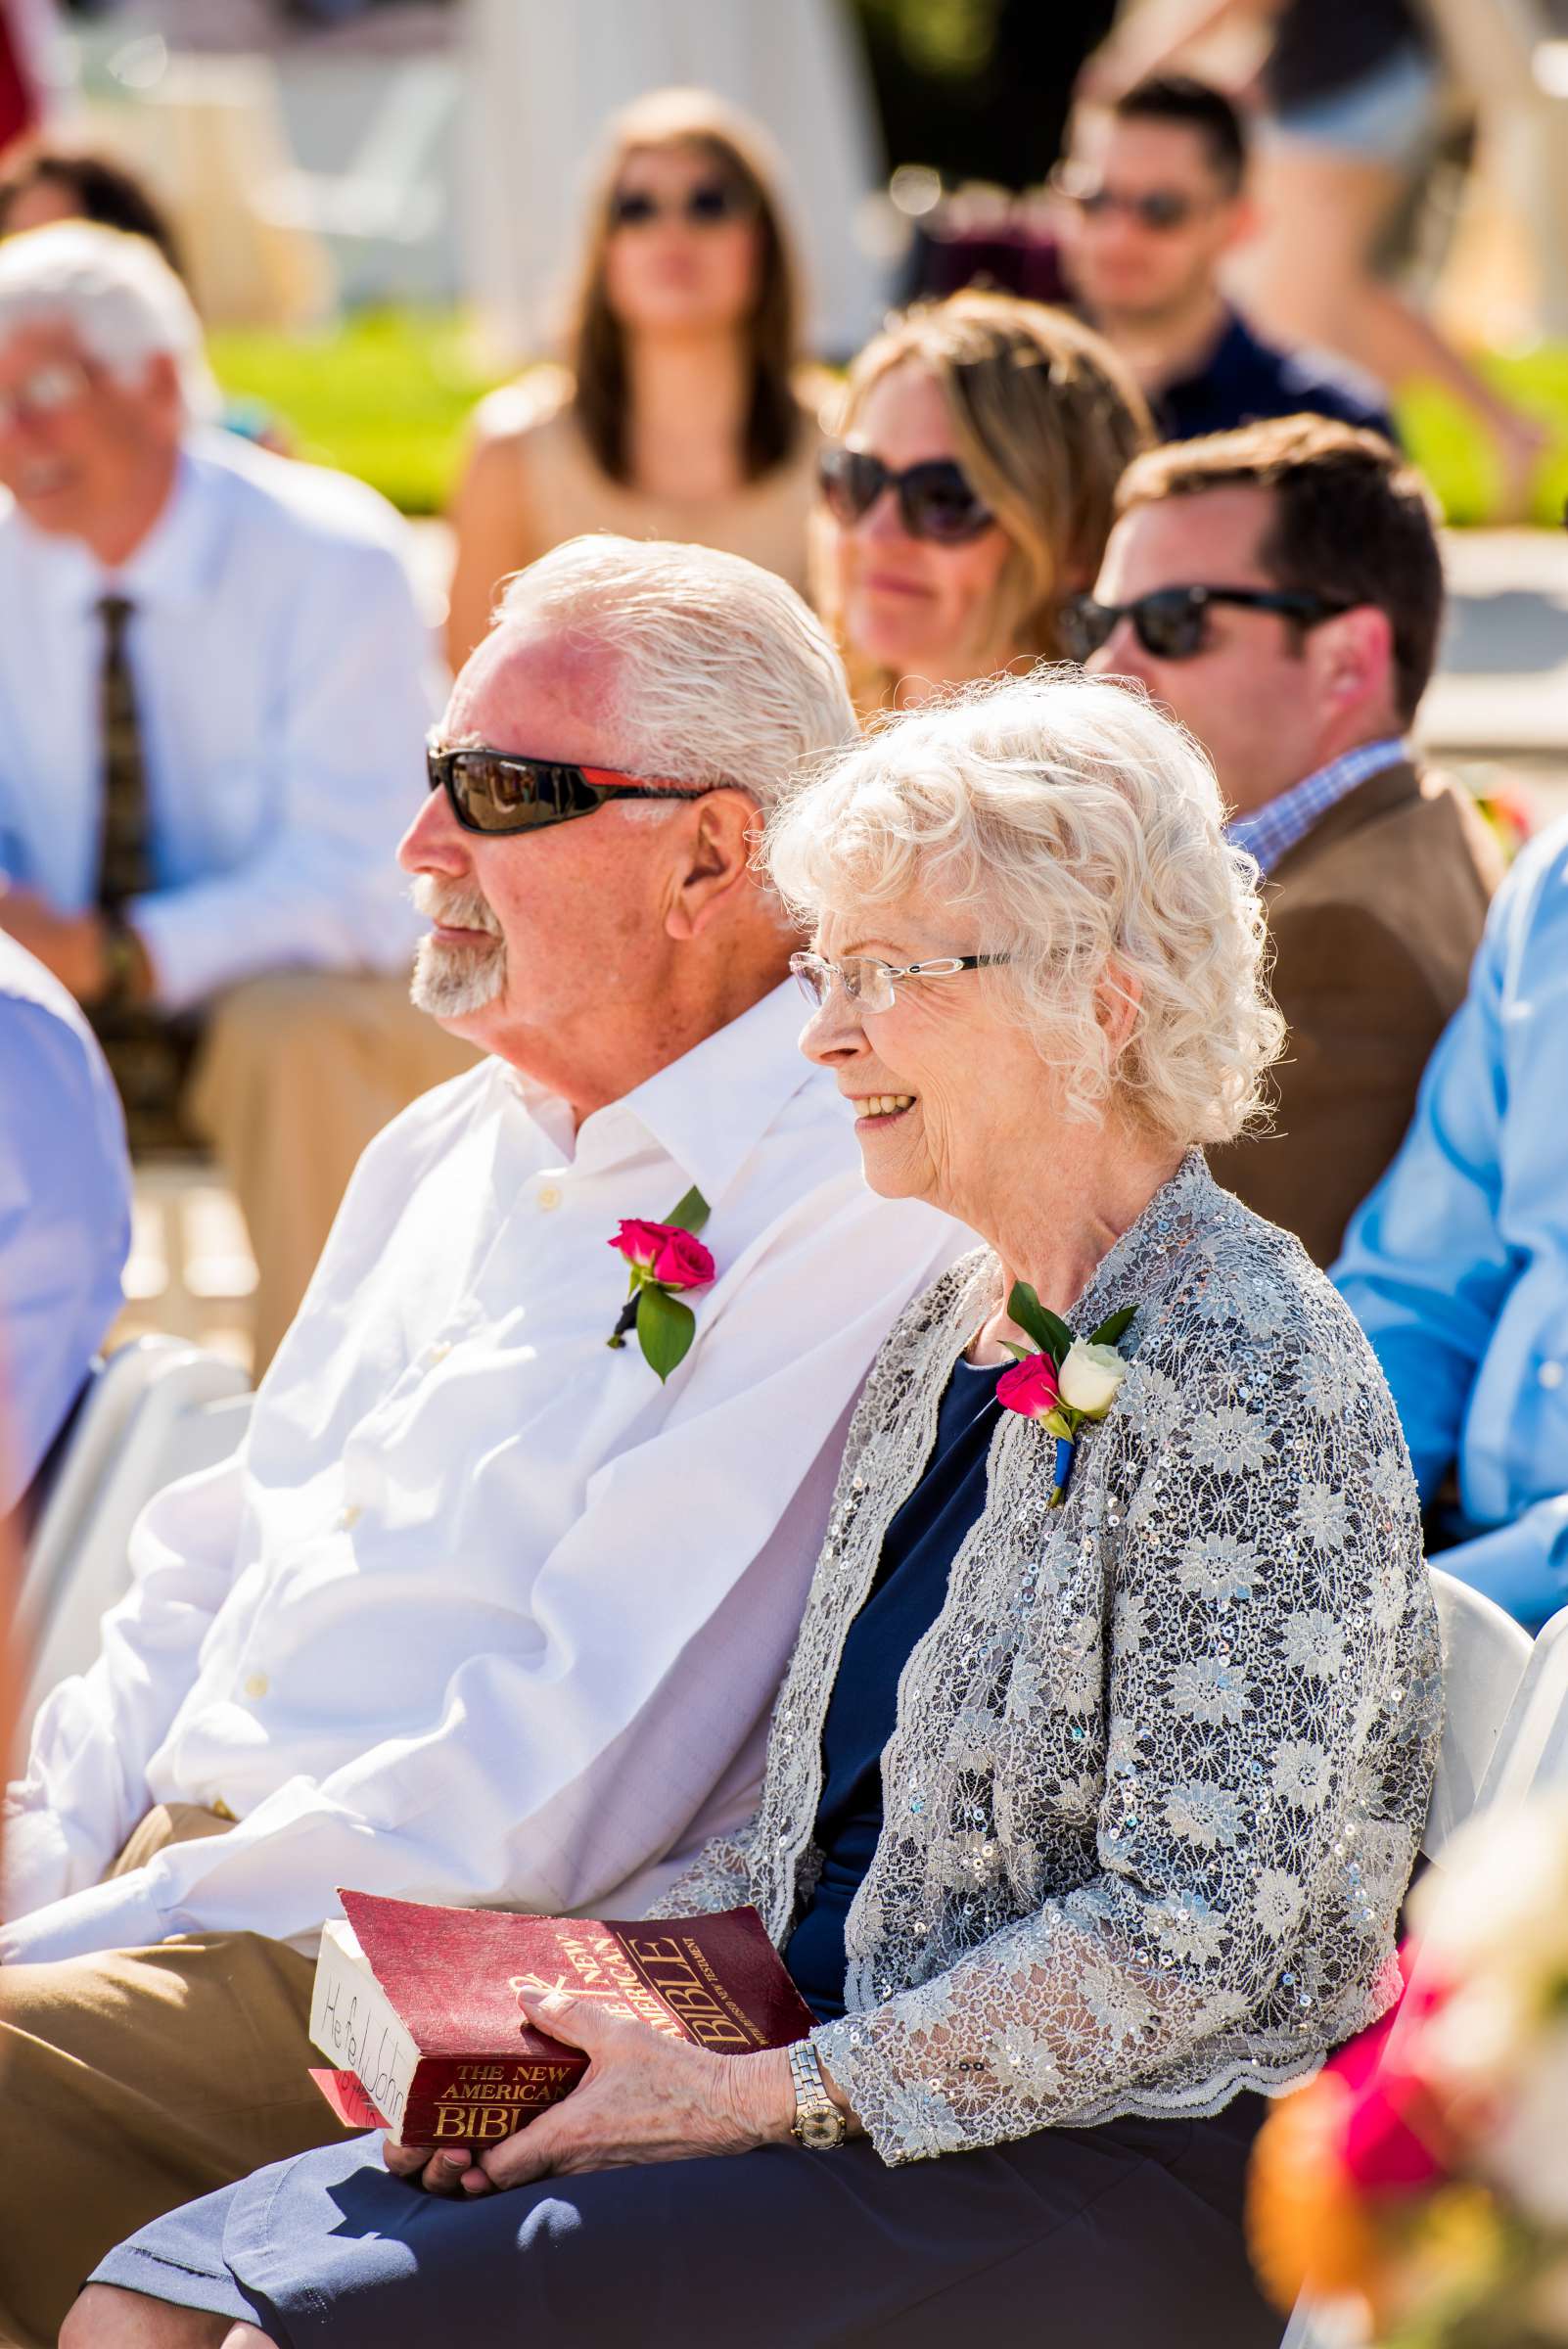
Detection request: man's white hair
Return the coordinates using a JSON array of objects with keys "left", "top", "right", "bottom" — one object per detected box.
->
[
  {"left": 764, "top": 666, "right": 1287, "bottom": 1148},
  {"left": 494, "top": 535, "right": 856, "bottom": 818},
  {"left": 0, "top": 220, "right": 219, "bottom": 423}
]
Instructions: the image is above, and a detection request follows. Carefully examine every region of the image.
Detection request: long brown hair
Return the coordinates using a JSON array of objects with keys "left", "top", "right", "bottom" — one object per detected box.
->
[
  {"left": 817, "top": 292, "right": 1152, "bottom": 713},
  {"left": 567, "top": 88, "right": 805, "bottom": 487}
]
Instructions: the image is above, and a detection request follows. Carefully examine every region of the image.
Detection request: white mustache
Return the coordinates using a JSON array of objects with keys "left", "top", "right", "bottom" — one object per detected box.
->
[{"left": 411, "top": 875, "right": 502, "bottom": 938}]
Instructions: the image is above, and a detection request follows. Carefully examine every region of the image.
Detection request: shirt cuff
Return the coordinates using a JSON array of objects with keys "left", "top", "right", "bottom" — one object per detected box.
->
[
  {"left": 0, "top": 1864, "right": 167, "bottom": 1966},
  {"left": 0, "top": 1804, "right": 93, "bottom": 1925}
]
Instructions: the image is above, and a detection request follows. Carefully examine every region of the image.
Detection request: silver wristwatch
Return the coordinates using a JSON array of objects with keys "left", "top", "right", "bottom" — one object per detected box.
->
[{"left": 787, "top": 2036, "right": 847, "bottom": 2149}]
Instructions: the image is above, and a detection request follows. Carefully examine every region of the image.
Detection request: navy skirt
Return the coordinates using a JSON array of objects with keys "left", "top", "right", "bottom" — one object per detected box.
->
[{"left": 89, "top": 2098, "right": 1281, "bottom": 2347}]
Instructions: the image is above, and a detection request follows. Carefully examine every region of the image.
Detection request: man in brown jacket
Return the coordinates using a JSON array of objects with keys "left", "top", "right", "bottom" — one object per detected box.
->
[{"left": 1075, "top": 414, "right": 1500, "bottom": 1265}]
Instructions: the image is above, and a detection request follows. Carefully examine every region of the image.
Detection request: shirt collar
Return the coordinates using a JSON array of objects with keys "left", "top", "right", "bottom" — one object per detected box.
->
[
  {"left": 509, "top": 980, "right": 818, "bottom": 1208},
  {"left": 1228, "top": 737, "right": 1408, "bottom": 876},
  {"left": 32, "top": 438, "right": 227, "bottom": 620}
]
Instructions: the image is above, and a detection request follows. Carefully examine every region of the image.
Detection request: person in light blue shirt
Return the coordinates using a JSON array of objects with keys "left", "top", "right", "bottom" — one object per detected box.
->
[
  {"left": 0, "top": 929, "right": 131, "bottom": 1515},
  {"left": 1333, "top": 814, "right": 1568, "bottom": 1632}
]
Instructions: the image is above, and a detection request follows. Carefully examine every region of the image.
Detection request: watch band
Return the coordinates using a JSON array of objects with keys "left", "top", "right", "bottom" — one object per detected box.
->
[{"left": 787, "top": 2036, "right": 846, "bottom": 2150}]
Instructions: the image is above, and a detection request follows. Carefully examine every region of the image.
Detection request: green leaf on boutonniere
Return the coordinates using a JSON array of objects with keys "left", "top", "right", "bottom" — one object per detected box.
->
[
  {"left": 636, "top": 1281, "right": 697, "bottom": 1383},
  {"left": 1041, "top": 1408, "right": 1075, "bottom": 1442},
  {"left": 999, "top": 1340, "right": 1036, "bottom": 1363},
  {"left": 1007, "top": 1281, "right": 1074, "bottom": 1366},
  {"left": 666, "top": 1184, "right": 711, "bottom": 1236},
  {"left": 1088, "top": 1304, "right": 1138, "bottom": 1349}
]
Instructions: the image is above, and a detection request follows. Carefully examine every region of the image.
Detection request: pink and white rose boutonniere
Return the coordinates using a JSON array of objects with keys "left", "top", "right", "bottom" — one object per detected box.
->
[
  {"left": 607, "top": 1184, "right": 715, "bottom": 1381},
  {"left": 995, "top": 1280, "right": 1136, "bottom": 1506}
]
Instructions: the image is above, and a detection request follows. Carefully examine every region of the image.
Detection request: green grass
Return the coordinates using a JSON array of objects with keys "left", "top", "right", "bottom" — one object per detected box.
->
[
  {"left": 211, "top": 305, "right": 1568, "bottom": 527},
  {"left": 1396, "top": 347, "right": 1568, "bottom": 528},
  {"left": 208, "top": 308, "right": 506, "bottom": 515}
]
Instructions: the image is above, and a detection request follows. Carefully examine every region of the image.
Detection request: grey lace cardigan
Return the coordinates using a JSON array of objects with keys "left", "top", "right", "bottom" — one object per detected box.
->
[{"left": 664, "top": 1154, "right": 1442, "bottom": 2166}]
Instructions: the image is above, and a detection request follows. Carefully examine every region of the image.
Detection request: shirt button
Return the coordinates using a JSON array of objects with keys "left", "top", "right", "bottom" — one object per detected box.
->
[
  {"left": 243, "top": 1673, "right": 269, "bottom": 1702},
  {"left": 1540, "top": 1360, "right": 1565, "bottom": 1391},
  {"left": 337, "top": 1502, "right": 362, "bottom": 1531},
  {"left": 536, "top": 1183, "right": 563, "bottom": 1213}
]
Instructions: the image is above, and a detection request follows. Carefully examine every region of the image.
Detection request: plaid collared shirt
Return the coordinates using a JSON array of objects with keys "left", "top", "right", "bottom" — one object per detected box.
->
[{"left": 1228, "top": 737, "right": 1408, "bottom": 876}]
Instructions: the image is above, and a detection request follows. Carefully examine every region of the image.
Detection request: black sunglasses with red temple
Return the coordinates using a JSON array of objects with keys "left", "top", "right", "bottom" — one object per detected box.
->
[{"left": 427, "top": 740, "right": 716, "bottom": 837}]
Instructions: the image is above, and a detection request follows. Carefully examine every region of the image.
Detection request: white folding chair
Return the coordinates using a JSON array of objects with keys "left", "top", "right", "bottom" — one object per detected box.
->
[
  {"left": 17, "top": 1336, "right": 253, "bottom": 1755},
  {"left": 1423, "top": 1569, "right": 1536, "bottom": 1858},
  {"left": 1282, "top": 1570, "right": 1533, "bottom": 2348},
  {"left": 1475, "top": 1597, "right": 1568, "bottom": 1805}
]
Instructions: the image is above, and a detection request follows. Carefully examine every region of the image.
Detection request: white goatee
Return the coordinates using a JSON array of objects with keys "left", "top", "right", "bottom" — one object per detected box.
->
[{"left": 409, "top": 876, "right": 507, "bottom": 1017}]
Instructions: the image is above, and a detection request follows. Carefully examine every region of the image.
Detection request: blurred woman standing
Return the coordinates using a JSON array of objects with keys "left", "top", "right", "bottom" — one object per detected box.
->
[
  {"left": 445, "top": 87, "right": 821, "bottom": 669},
  {"left": 815, "top": 292, "right": 1149, "bottom": 715}
]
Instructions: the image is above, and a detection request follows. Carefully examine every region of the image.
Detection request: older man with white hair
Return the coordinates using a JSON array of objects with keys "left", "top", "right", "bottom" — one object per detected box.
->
[
  {"left": 0, "top": 221, "right": 469, "bottom": 1361},
  {"left": 0, "top": 531, "right": 963, "bottom": 2348}
]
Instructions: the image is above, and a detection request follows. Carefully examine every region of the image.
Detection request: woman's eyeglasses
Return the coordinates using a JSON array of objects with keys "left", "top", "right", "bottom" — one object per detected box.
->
[
  {"left": 816, "top": 446, "right": 996, "bottom": 546},
  {"left": 428, "top": 740, "right": 715, "bottom": 836},
  {"left": 609, "top": 180, "right": 756, "bottom": 231},
  {"left": 790, "top": 950, "right": 1006, "bottom": 1017},
  {"left": 1060, "top": 584, "right": 1354, "bottom": 666}
]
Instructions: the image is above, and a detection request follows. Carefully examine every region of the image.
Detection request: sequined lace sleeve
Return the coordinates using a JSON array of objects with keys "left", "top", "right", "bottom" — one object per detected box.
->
[
  {"left": 657, "top": 1820, "right": 761, "bottom": 1918},
  {"left": 813, "top": 1300, "right": 1440, "bottom": 2163}
]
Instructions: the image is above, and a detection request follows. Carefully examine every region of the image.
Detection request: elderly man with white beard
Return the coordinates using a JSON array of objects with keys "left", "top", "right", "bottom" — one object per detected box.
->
[{"left": 0, "top": 534, "right": 965, "bottom": 2349}]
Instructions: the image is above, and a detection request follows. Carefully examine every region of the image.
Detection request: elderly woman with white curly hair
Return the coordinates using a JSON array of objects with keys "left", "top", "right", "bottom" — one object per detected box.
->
[{"left": 74, "top": 670, "right": 1440, "bottom": 2349}]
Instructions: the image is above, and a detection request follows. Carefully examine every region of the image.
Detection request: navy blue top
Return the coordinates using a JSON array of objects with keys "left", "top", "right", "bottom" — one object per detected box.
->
[
  {"left": 784, "top": 1355, "right": 1003, "bottom": 2022},
  {"left": 1155, "top": 307, "right": 1397, "bottom": 446}
]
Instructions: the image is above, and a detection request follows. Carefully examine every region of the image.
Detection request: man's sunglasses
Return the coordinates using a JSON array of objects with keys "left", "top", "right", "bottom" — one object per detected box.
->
[
  {"left": 1061, "top": 584, "right": 1354, "bottom": 666},
  {"left": 1053, "top": 171, "right": 1207, "bottom": 233},
  {"left": 609, "top": 180, "right": 755, "bottom": 230},
  {"left": 428, "top": 741, "right": 715, "bottom": 836},
  {"left": 816, "top": 446, "right": 995, "bottom": 545}
]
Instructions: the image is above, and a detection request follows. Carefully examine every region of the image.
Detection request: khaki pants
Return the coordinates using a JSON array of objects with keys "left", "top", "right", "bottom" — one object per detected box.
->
[
  {"left": 188, "top": 970, "right": 480, "bottom": 1371},
  {"left": 0, "top": 1807, "right": 346, "bottom": 2349}
]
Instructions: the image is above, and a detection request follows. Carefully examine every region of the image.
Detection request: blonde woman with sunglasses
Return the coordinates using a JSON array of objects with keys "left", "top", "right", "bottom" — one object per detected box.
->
[
  {"left": 815, "top": 291, "right": 1151, "bottom": 717},
  {"left": 445, "top": 87, "right": 822, "bottom": 672}
]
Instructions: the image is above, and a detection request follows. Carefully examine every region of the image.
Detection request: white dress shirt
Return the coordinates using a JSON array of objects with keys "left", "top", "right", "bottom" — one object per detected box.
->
[
  {"left": 3, "top": 984, "right": 964, "bottom": 1959},
  {"left": 0, "top": 935, "right": 131, "bottom": 1512},
  {"left": 0, "top": 431, "right": 443, "bottom": 1013}
]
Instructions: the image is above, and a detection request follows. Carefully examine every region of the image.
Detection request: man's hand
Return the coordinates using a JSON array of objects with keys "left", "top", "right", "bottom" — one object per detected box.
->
[
  {"left": 381, "top": 1987, "right": 801, "bottom": 2199},
  {"left": 0, "top": 887, "right": 109, "bottom": 1002}
]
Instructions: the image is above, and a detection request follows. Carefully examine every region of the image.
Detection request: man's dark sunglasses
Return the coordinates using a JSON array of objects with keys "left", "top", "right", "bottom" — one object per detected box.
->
[
  {"left": 816, "top": 445, "right": 995, "bottom": 545},
  {"left": 1051, "top": 168, "right": 1207, "bottom": 233},
  {"left": 428, "top": 740, "right": 715, "bottom": 836},
  {"left": 609, "top": 180, "right": 755, "bottom": 230},
  {"left": 1061, "top": 584, "right": 1354, "bottom": 665}
]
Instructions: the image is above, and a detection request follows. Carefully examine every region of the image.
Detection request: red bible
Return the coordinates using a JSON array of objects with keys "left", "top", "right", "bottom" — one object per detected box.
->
[{"left": 308, "top": 1887, "right": 815, "bottom": 2149}]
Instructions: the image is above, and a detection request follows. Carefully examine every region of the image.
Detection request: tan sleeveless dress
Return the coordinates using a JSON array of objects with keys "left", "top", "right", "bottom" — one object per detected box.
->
[{"left": 495, "top": 370, "right": 822, "bottom": 597}]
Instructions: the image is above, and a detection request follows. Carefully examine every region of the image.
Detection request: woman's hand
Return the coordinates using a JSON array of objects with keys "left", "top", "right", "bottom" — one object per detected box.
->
[{"left": 382, "top": 1988, "right": 800, "bottom": 2197}]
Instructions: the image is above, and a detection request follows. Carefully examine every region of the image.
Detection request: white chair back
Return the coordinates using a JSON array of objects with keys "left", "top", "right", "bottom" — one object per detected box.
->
[
  {"left": 1424, "top": 1570, "right": 1535, "bottom": 1859},
  {"left": 1282, "top": 1571, "right": 1534, "bottom": 2349},
  {"left": 1475, "top": 1598, "right": 1568, "bottom": 1805},
  {"left": 17, "top": 1338, "right": 253, "bottom": 1757}
]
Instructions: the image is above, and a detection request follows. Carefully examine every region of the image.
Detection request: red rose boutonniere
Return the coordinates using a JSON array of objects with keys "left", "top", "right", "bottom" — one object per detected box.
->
[
  {"left": 995, "top": 1280, "right": 1136, "bottom": 1507},
  {"left": 606, "top": 1184, "right": 715, "bottom": 1382}
]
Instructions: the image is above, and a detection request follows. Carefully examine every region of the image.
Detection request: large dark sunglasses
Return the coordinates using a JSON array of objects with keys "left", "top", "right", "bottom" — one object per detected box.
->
[
  {"left": 428, "top": 740, "right": 715, "bottom": 836},
  {"left": 1061, "top": 584, "right": 1354, "bottom": 666},
  {"left": 609, "top": 180, "right": 755, "bottom": 230},
  {"left": 816, "top": 445, "right": 995, "bottom": 545}
]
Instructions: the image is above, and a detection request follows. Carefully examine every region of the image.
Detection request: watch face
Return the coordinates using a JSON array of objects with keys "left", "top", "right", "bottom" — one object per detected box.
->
[{"left": 797, "top": 2105, "right": 846, "bottom": 2150}]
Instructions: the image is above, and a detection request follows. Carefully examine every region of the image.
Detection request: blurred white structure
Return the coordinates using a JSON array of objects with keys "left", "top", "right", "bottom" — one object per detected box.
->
[{"left": 463, "top": 0, "right": 888, "bottom": 361}]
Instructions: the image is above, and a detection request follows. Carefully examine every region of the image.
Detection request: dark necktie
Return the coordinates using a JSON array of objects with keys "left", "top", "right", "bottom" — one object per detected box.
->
[
  {"left": 90, "top": 592, "right": 198, "bottom": 1149},
  {"left": 96, "top": 593, "right": 153, "bottom": 909}
]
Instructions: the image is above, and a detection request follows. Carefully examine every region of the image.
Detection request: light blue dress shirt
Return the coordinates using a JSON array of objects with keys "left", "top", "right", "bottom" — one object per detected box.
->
[
  {"left": 0, "top": 934, "right": 132, "bottom": 1514},
  {"left": 1333, "top": 815, "right": 1568, "bottom": 1632},
  {"left": 0, "top": 430, "right": 443, "bottom": 1013}
]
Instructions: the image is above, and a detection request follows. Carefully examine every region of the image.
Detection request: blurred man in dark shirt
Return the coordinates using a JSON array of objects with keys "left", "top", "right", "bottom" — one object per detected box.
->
[{"left": 1058, "top": 74, "right": 1395, "bottom": 443}]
